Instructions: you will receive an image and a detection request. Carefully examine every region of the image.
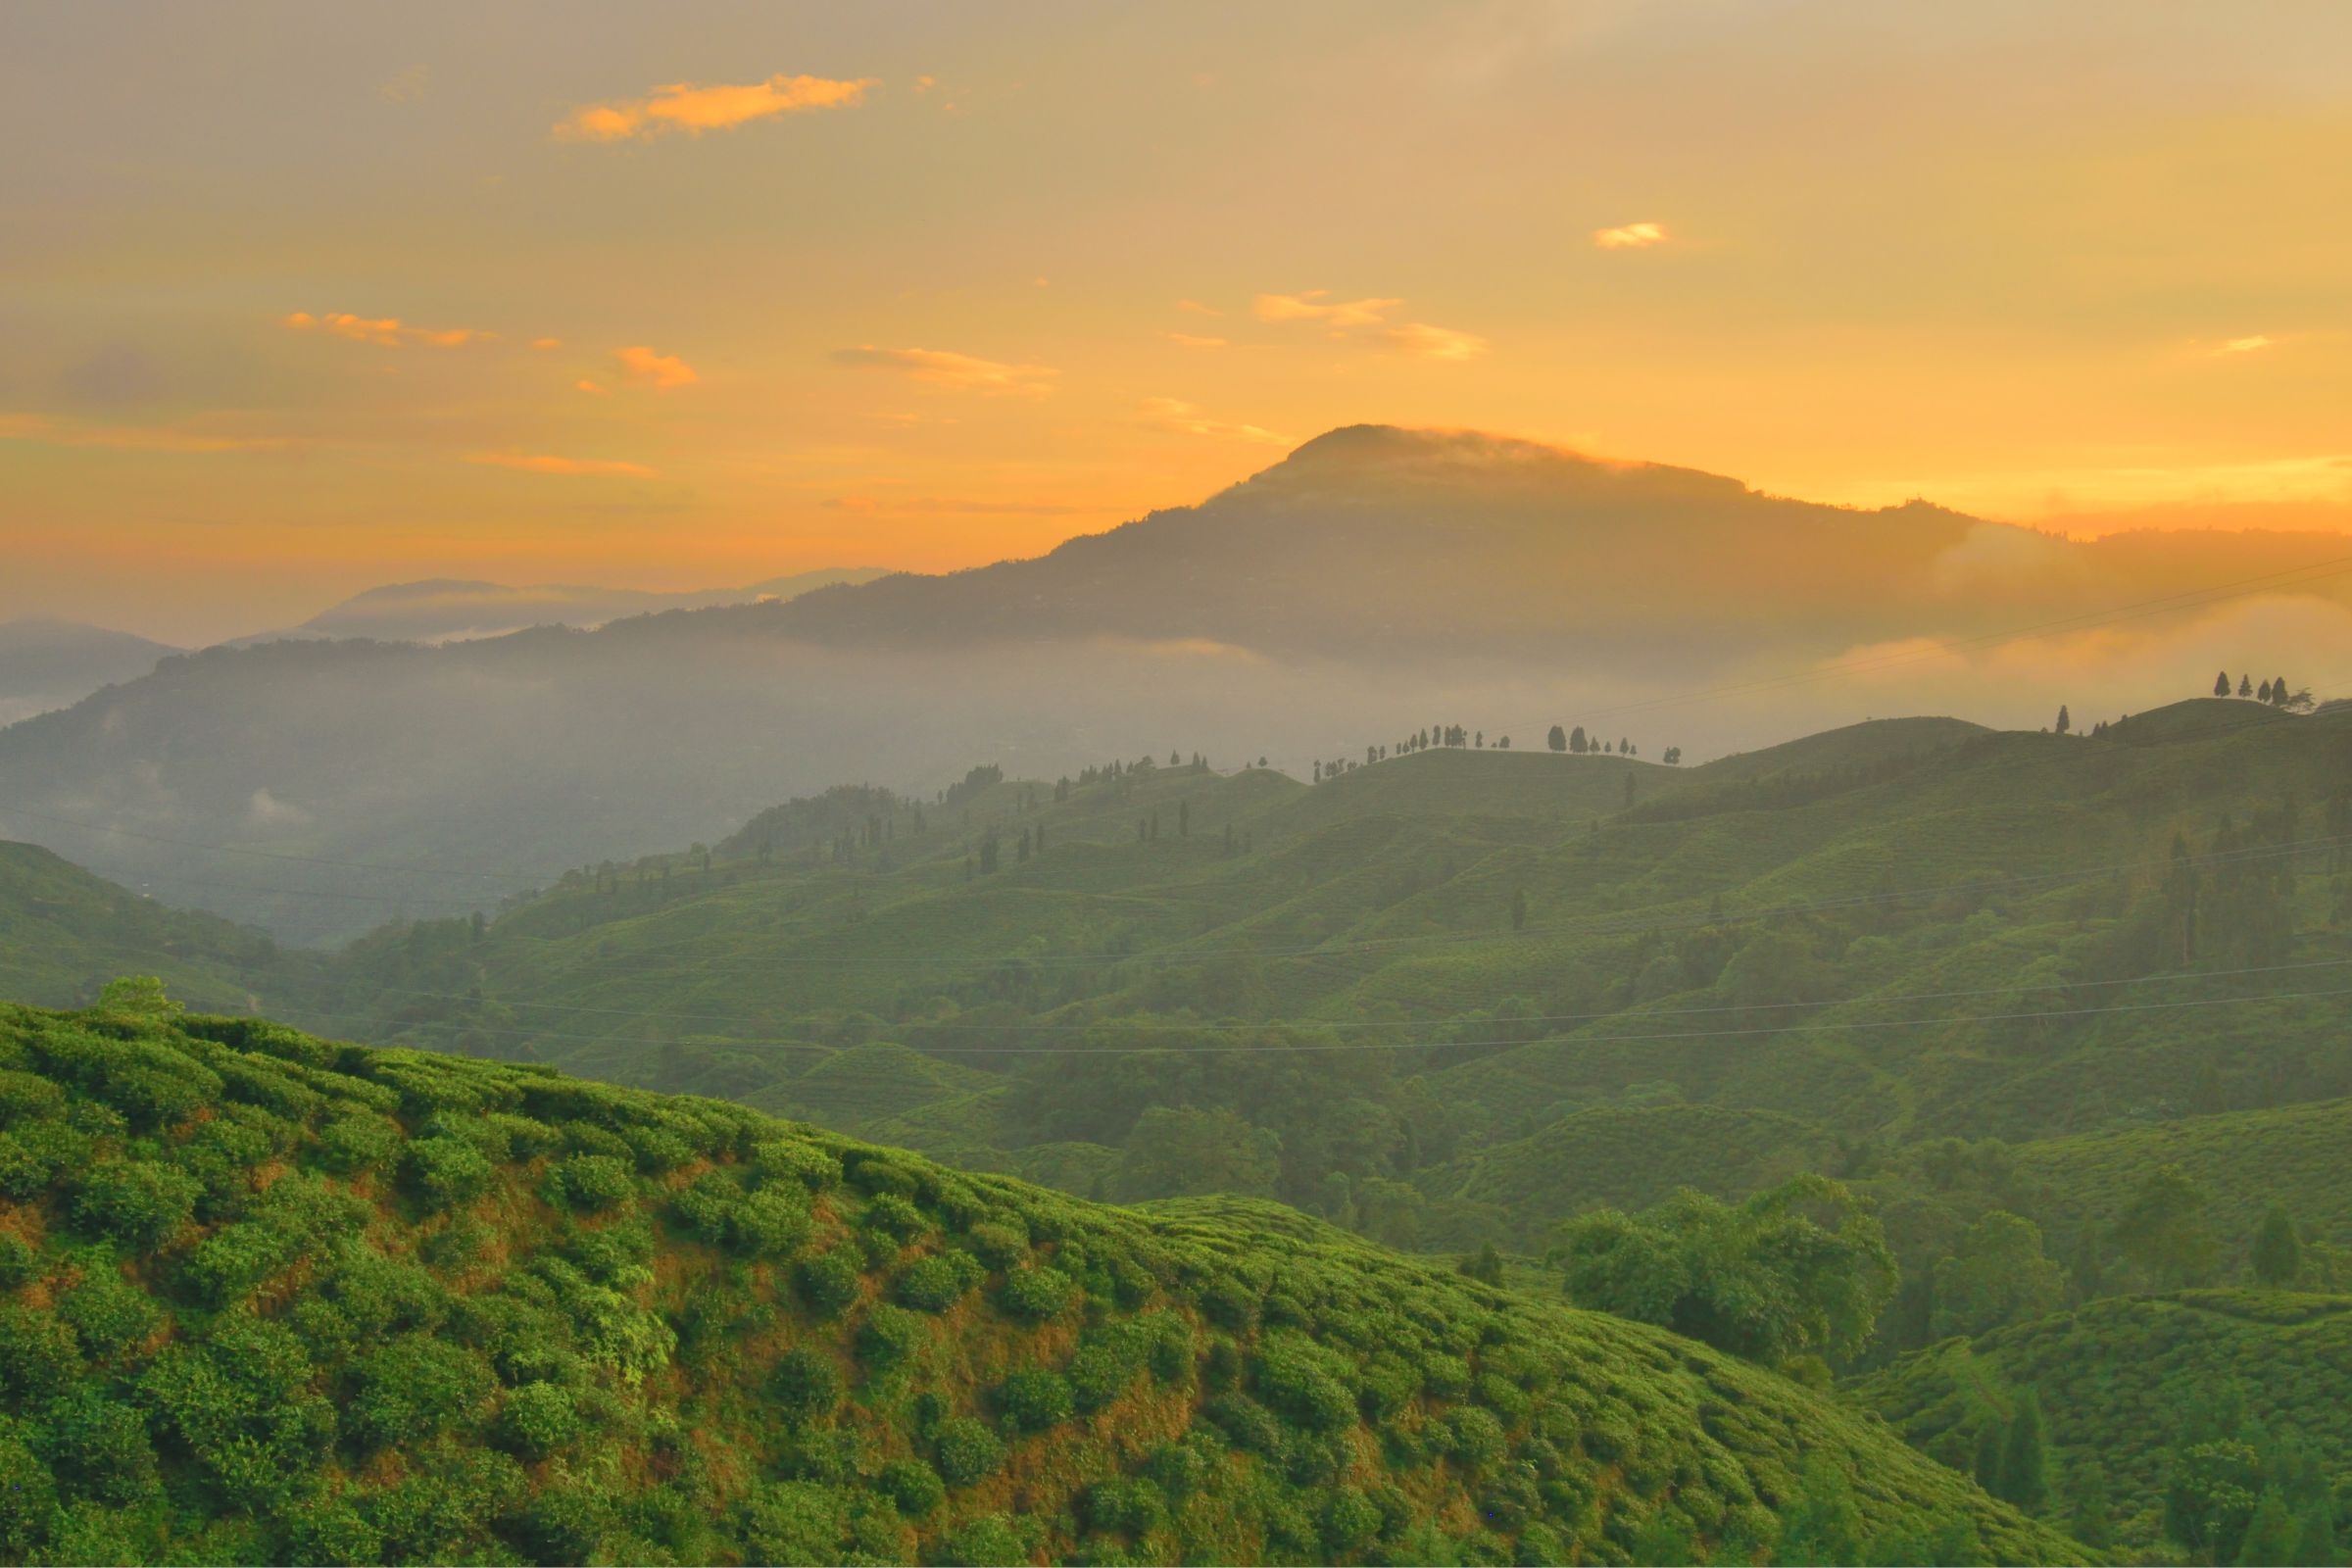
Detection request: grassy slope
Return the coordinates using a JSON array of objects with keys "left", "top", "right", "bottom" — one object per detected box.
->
[
  {"left": 0, "top": 1003, "right": 2074, "bottom": 1566},
  {"left": 0, "top": 842, "right": 281, "bottom": 1013},
  {"left": 1850, "top": 1290, "right": 2352, "bottom": 1548}
]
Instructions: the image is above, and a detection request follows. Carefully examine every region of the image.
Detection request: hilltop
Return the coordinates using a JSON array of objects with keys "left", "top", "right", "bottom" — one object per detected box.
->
[
  {"left": 0, "top": 1000, "right": 2073, "bottom": 1565},
  {"left": 0, "top": 617, "right": 181, "bottom": 727}
]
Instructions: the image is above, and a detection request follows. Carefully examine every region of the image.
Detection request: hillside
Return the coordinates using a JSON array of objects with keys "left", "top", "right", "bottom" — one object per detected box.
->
[
  {"left": 4, "top": 424, "right": 2344, "bottom": 942},
  {"left": 1851, "top": 1290, "right": 2352, "bottom": 1552},
  {"left": 0, "top": 842, "right": 282, "bottom": 1014},
  {"left": 231, "top": 567, "right": 894, "bottom": 648},
  {"left": 0, "top": 1000, "right": 2075, "bottom": 1565},
  {"left": 0, "top": 617, "right": 181, "bottom": 727}
]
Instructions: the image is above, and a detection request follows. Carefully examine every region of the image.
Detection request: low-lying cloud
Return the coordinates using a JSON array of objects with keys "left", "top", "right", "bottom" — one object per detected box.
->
[{"left": 283, "top": 312, "right": 489, "bottom": 348}]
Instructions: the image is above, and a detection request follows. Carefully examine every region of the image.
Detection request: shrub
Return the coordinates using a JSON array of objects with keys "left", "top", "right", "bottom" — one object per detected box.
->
[
  {"left": 347, "top": 1333, "right": 496, "bottom": 1450},
  {"left": 727, "top": 1186, "right": 811, "bottom": 1258},
  {"left": 938, "top": 1512, "right": 1035, "bottom": 1566},
  {"left": 1068, "top": 1340, "right": 1140, "bottom": 1414},
  {"left": 669, "top": 1173, "right": 737, "bottom": 1243},
  {"left": 895, "top": 1250, "right": 982, "bottom": 1312},
  {"left": 1251, "top": 1334, "right": 1357, "bottom": 1433},
  {"left": 965, "top": 1220, "right": 1029, "bottom": 1271},
  {"left": 0, "top": 1070, "right": 64, "bottom": 1127},
  {"left": 931, "top": 1417, "right": 1004, "bottom": 1488},
  {"left": 544, "top": 1153, "right": 635, "bottom": 1212},
  {"left": 796, "top": 1249, "right": 863, "bottom": 1318},
  {"left": 0, "top": 1434, "right": 58, "bottom": 1557},
  {"left": 0, "top": 1235, "right": 37, "bottom": 1292},
  {"left": 71, "top": 1160, "right": 200, "bottom": 1250},
  {"left": 1083, "top": 1476, "right": 1167, "bottom": 1538},
  {"left": 403, "top": 1136, "right": 494, "bottom": 1209},
  {"left": 750, "top": 1140, "right": 840, "bottom": 1192},
  {"left": 877, "top": 1458, "right": 945, "bottom": 1518},
  {"left": 994, "top": 1368, "right": 1073, "bottom": 1434},
  {"left": 36, "top": 1387, "right": 156, "bottom": 1504},
  {"left": 861, "top": 1193, "right": 927, "bottom": 1240},
  {"left": 1446, "top": 1405, "right": 1508, "bottom": 1470},
  {"left": 770, "top": 1348, "right": 843, "bottom": 1423},
  {"left": 737, "top": 1480, "right": 848, "bottom": 1565},
  {"left": 56, "top": 1273, "right": 161, "bottom": 1359},
  {"left": 855, "top": 1304, "right": 926, "bottom": 1372},
  {"left": 998, "top": 1265, "right": 1074, "bottom": 1323},
  {"left": 493, "top": 1382, "right": 582, "bottom": 1460},
  {"left": 1323, "top": 1486, "right": 1384, "bottom": 1554}
]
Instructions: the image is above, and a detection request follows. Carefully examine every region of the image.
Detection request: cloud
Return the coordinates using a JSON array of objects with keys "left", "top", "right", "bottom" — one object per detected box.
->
[
  {"left": 283, "top": 311, "right": 490, "bottom": 348},
  {"left": 913, "top": 75, "right": 938, "bottom": 93},
  {"left": 575, "top": 379, "right": 609, "bottom": 395},
  {"left": 0, "top": 413, "right": 288, "bottom": 453},
  {"left": 1593, "top": 220, "right": 1667, "bottom": 250},
  {"left": 466, "top": 452, "right": 659, "bottom": 478},
  {"left": 377, "top": 66, "right": 429, "bottom": 105},
  {"left": 1381, "top": 321, "right": 1489, "bottom": 362},
  {"left": 1175, "top": 299, "right": 1222, "bottom": 317},
  {"left": 614, "top": 346, "right": 697, "bottom": 389},
  {"left": 1166, "top": 332, "right": 1228, "bottom": 349},
  {"left": 531, "top": 337, "right": 563, "bottom": 350},
  {"left": 830, "top": 345, "right": 1057, "bottom": 396},
  {"left": 1253, "top": 290, "right": 1402, "bottom": 327},
  {"left": 1141, "top": 397, "right": 1292, "bottom": 446},
  {"left": 2214, "top": 334, "right": 2276, "bottom": 356},
  {"left": 554, "top": 74, "right": 877, "bottom": 142}
]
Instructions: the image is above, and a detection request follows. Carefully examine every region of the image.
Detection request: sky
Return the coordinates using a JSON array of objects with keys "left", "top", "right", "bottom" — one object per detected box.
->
[{"left": 4, "top": 0, "right": 2351, "bottom": 645}]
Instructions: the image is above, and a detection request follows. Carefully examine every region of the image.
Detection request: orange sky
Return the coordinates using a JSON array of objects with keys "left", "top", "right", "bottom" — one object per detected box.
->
[{"left": 4, "top": 1, "right": 2351, "bottom": 644}]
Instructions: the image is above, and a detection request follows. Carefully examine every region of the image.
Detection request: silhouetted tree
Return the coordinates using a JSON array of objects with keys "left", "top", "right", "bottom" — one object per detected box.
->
[
  {"left": 2055, "top": 705, "right": 2071, "bottom": 735},
  {"left": 2258, "top": 679, "right": 2274, "bottom": 703},
  {"left": 2239, "top": 674, "right": 2254, "bottom": 697},
  {"left": 1547, "top": 724, "right": 1568, "bottom": 753},
  {"left": 2216, "top": 670, "right": 2231, "bottom": 697},
  {"left": 2270, "top": 674, "right": 2290, "bottom": 708},
  {"left": 1569, "top": 725, "right": 1588, "bottom": 754}
]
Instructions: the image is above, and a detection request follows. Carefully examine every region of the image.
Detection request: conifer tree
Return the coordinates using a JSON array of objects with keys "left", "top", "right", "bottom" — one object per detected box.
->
[
  {"left": 1999, "top": 1391, "right": 2049, "bottom": 1511},
  {"left": 2237, "top": 1488, "right": 2298, "bottom": 1567},
  {"left": 2055, "top": 704, "right": 2071, "bottom": 734},
  {"left": 2216, "top": 670, "right": 2231, "bottom": 697},
  {"left": 2240, "top": 674, "right": 2254, "bottom": 697}
]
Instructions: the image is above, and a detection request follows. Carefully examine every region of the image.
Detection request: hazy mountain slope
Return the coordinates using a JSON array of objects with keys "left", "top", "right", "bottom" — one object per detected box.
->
[
  {"left": 2, "top": 425, "right": 2340, "bottom": 943},
  {"left": 0, "top": 617, "right": 181, "bottom": 726},
  {"left": 0, "top": 1001, "right": 2075, "bottom": 1565},
  {"left": 237, "top": 566, "right": 893, "bottom": 647}
]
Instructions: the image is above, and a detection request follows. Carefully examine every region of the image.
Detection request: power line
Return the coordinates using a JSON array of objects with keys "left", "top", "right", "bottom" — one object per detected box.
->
[
  {"left": 278, "top": 977, "right": 2352, "bottom": 1058},
  {"left": 277, "top": 953, "right": 2352, "bottom": 1037}
]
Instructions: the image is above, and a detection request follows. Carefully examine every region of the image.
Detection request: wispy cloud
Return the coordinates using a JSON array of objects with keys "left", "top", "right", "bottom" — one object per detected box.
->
[
  {"left": 614, "top": 346, "right": 698, "bottom": 389},
  {"left": 1141, "top": 397, "right": 1291, "bottom": 445},
  {"left": 1166, "top": 332, "right": 1228, "bottom": 350},
  {"left": 283, "top": 311, "right": 490, "bottom": 348},
  {"left": 575, "top": 379, "right": 609, "bottom": 395},
  {"left": 1253, "top": 290, "right": 1402, "bottom": 327},
  {"left": 1593, "top": 220, "right": 1667, "bottom": 250},
  {"left": 830, "top": 345, "right": 1057, "bottom": 396},
  {"left": 1175, "top": 299, "right": 1222, "bottom": 318},
  {"left": 530, "top": 337, "right": 563, "bottom": 351},
  {"left": 0, "top": 413, "right": 289, "bottom": 453},
  {"left": 554, "top": 74, "right": 877, "bottom": 143},
  {"left": 2213, "top": 334, "right": 2276, "bottom": 356},
  {"left": 466, "top": 452, "right": 659, "bottom": 478},
  {"left": 1381, "top": 321, "right": 1488, "bottom": 362}
]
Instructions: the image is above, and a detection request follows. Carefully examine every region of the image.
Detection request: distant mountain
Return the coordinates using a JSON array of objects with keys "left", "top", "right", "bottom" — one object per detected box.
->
[
  {"left": 0, "top": 616, "right": 183, "bottom": 726},
  {"left": 0, "top": 426, "right": 2342, "bottom": 942},
  {"left": 233, "top": 565, "right": 894, "bottom": 646}
]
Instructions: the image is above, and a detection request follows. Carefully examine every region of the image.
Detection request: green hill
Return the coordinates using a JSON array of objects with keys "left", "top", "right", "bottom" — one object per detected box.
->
[
  {"left": 1850, "top": 1290, "right": 2352, "bottom": 1553},
  {"left": 0, "top": 1000, "right": 2075, "bottom": 1565},
  {"left": 0, "top": 842, "right": 283, "bottom": 1014}
]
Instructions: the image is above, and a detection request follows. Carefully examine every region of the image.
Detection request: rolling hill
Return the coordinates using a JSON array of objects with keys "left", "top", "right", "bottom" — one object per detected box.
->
[
  {"left": 0, "top": 617, "right": 181, "bottom": 727},
  {"left": 0, "top": 999, "right": 2076, "bottom": 1565}
]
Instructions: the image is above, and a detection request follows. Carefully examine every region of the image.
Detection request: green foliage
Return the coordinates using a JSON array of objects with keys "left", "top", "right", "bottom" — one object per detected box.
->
[
  {"left": 1931, "top": 1211, "right": 2065, "bottom": 1341},
  {"left": 1553, "top": 1174, "right": 1899, "bottom": 1367},
  {"left": 2113, "top": 1163, "right": 2222, "bottom": 1290},
  {"left": 0, "top": 1000, "right": 2082, "bottom": 1565},
  {"left": 2251, "top": 1203, "right": 2303, "bottom": 1287}
]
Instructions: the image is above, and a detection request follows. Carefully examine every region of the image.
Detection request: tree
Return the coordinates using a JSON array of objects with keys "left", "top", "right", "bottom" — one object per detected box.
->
[
  {"left": 2236, "top": 1488, "right": 2297, "bottom": 1567},
  {"left": 2167, "top": 1441, "right": 2261, "bottom": 1564},
  {"left": 2216, "top": 670, "right": 2231, "bottom": 697},
  {"left": 1456, "top": 1243, "right": 1504, "bottom": 1286},
  {"left": 2250, "top": 1203, "right": 2302, "bottom": 1286},
  {"left": 2063, "top": 1455, "right": 2115, "bottom": 1550},
  {"left": 1107, "top": 1106, "right": 1279, "bottom": 1200},
  {"left": 2239, "top": 674, "right": 2253, "bottom": 697},
  {"left": 1569, "top": 725, "right": 1588, "bottom": 754},
  {"left": 1547, "top": 724, "right": 1568, "bottom": 753},
  {"left": 2270, "top": 674, "right": 2290, "bottom": 708},
  {"left": 1551, "top": 1174, "right": 1897, "bottom": 1367},
  {"left": 1931, "top": 1210, "right": 2065, "bottom": 1339},
  {"left": 2258, "top": 679, "right": 2274, "bottom": 704},
  {"left": 1997, "top": 1391, "right": 2049, "bottom": 1511},
  {"left": 2055, "top": 704, "right": 2071, "bottom": 735},
  {"left": 2112, "top": 1163, "right": 2219, "bottom": 1289},
  {"left": 1773, "top": 1454, "right": 1863, "bottom": 1567}
]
